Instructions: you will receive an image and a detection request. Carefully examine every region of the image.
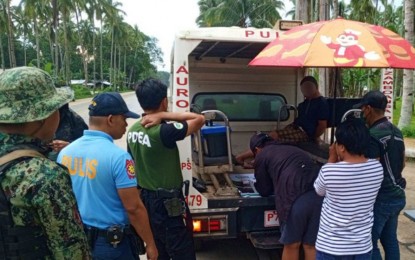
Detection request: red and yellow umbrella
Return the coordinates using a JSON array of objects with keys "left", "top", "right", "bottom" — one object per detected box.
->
[{"left": 250, "top": 18, "right": 415, "bottom": 69}]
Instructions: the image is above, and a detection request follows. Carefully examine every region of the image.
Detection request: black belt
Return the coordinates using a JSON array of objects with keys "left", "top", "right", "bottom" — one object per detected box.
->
[
  {"left": 84, "top": 225, "right": 132, "bottom": 236},
  {"left": 142, "top": 188, "right": 182, "bottom": 199},
  {"left": 84, "top": 226, "right": 108, "bottom": 237}
]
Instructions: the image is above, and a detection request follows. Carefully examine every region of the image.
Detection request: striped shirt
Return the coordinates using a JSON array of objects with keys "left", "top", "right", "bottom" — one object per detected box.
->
[{"left": 314, "top": 159, "right": 383, "bottom": 255}]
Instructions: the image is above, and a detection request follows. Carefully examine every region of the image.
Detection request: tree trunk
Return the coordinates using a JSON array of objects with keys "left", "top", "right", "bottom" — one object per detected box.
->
[
  {"left": 60, "top": 45, "right": 64, "bottom": 73},
  {"left": 113, "top": 44, "right": 117, "bottom": 91},
  {"left": 74, "top": 6, "right": 89, "bottom": 88},
  {"left": 319, "top": 0, "right": 329, "bottom": 21},
  {"left": 34, "top": 18, "right": 41, "bottom": 68},
  {"left": 6, "top": 0, "right": 16, "bottom": 67},
  {"left": 398, "top": 0, "right": 414, "bottom": 128},
  {"left": 118, "top": 45, "right": 121, "bottom": 88},
  {"left": 48, "top": 32, "right": 54, "bottom": 68},
  {"left": 92, "top": 18, "right": 96, "bottom": 93},
  {"left": 110, "top": 26, "right": 114, "bottom": 87},
  {"left": 63, "top": 11, "right": 71, "bottom": 84},
  {"left": 52, "top": 0, "right": 59, "bottom": 79},
  {"left": 393, "top": 69, "right": 403, "bottom": 109},
  {"left": 295, "top": 0, "right": 309, "bottom": 22},
  {"left": 124, "top": 48, "right": 127, "bottom": 87},
  {"left": 0, "top": 35, "right": 5, "bottom": 70},
  {"left": 100, "top": 20, "right": 103, "bottom": 82},
  {"left": 319, "top": 0, "right": 330, "bottom": 97},
  {"left": 23, "top": 31, "right": 27, "bottom": 66},
  {"left": 110, "top": 26, "right": 116, "bottom": 91},
  {"left": 333, "top": 0, "right": 339, "bottom": 18}
]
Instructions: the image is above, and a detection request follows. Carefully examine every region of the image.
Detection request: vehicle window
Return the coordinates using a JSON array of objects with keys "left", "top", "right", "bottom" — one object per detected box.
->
[{"left": 192, "top": 93, "right": 289, "bottom": 121}]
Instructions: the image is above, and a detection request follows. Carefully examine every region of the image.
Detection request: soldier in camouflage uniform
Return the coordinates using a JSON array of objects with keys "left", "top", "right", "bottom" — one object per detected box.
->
[
  {"left": 0, "top": 67, "right": 90, "bottom": 259},
  {"left": 48, "top": 103, "right": 88, "bottom": 160},
  {"left": 55, "top": 103, "right": 88, "bottom": 143}
]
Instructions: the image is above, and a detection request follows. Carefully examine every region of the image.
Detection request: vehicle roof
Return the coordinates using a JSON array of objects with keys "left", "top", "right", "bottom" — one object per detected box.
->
[
  {"left": 190, "top": 41, "right": 268, "bottom": 59},
  {"left": 176, "top": 27, "right": 280, "bottom": 60}
]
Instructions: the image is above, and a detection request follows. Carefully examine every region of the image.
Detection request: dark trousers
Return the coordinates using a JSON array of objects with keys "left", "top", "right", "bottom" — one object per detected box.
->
[
  {"left": 92, "top": 236, "right": 135, "bottom": 260},
  {"left": 371, "top": 198, "right": 406, "bottom": 260},
  {"left": 141, "top": 189, "right": 196, "bottom": 260}
]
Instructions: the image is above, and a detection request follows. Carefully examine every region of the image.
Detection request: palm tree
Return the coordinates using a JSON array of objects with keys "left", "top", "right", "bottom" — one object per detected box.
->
[
  {"left": 0, "top": 1, "right": 7, "bottom": 69},
  {"left": 12, "top": 5, "right": 30, "bottom": 65},
  {"left": 4, "top": 0, "right": 16, "bottom": 67},
  {"left": 106, "top": 15, "right": 128, "bottom": 89},
  {"left": 19, "top": 0, "right": 50, "bottom": 68},
  {"left": 102, "top": 5, "right": 125, "bottom": 87},
  {"left": 196, "top": 0, "right": 223, "bottom": 27},
  {"left": 398, "top": 0, "right": 414, "bottom": 129},
  {"left": 51, "top": 0, "right": 59, "bottom": 77},
  {"left": 197, "top": 0, "right": 284, "bottom": 28},
  {"left": 84, "top": 0, "right": 97, "bottom": 87},
  {"left": 58, "top": 0, "right": 79, "bottom": 83},
  {"left": 74, "top": 0, "right": 92, "bottom": 87},
  {"left": 96, "top": 0, "right": 124, "bottom": 84},
  {"left": 76, "top": 19, "right": 95, "bottom": 87},
  {"left": 347, "top": 0, "right": 378, "bottom": 23}
]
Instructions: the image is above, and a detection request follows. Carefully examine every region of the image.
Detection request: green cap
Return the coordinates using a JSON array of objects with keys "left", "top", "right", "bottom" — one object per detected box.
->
[{"left": 0, "top": 66, "right": 74, "bottom": 123}]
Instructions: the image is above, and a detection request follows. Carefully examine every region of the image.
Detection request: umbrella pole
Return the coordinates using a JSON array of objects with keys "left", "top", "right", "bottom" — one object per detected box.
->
[{"left": 330, "top": 68, "right": 339, "bottom": 144}]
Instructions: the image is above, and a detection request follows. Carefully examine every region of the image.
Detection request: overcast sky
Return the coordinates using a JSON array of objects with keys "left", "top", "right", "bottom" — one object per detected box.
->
[{"left": 120, "top": 0, "right": 199, "bottom": 71}]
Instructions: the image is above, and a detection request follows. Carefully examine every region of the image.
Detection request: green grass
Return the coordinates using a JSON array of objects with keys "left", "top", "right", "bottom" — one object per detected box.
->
[
  {"left": 73, "top": 85, "right": 93, "bottom": 99},
  {"left": 73, "top": 85, "right": 134, "bottom": 100},
  {"left": 393, "top": 98, "right": 415, "bottom": 138}
]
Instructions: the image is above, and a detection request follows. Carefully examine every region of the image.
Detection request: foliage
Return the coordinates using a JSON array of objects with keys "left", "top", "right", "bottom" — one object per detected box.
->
[
  {"left": 401, "top": 126, "right": 415, "bottom": 138},
  {"left": 196, "top": 0, "right": 285, "bottom": 28},
  {"left": 393, "top": 97, "right": 415, "bottom": 125},
  {"left": 156, "top": 71, "right": 170, "bottom": 87},
  {"left": 0, "top": 0, "right": 163, "bottom": 88},
  {"left": 72, "top": 84, "right": 93, "bottom": 99}
]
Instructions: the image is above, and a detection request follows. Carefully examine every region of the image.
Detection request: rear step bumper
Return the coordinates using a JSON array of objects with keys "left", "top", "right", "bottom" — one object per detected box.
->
[{"left": 247, "top": 230, "right": 283, "bottom": 250}]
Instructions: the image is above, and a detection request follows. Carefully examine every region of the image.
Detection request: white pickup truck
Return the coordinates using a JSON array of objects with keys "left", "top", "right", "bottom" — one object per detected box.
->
[{"left": 169, "top": 23, "right": 332, "bottom": 256}]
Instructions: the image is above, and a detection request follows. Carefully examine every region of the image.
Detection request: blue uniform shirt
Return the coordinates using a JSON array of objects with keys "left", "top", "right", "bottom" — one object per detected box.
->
[{"left": 57, "top": 130, "right": 137, "bottom": 229}]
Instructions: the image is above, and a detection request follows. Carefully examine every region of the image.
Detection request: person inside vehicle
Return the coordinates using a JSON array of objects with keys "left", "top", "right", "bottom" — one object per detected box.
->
[{"left": 236, "top": 76, "right": 329, "bottom": 166}]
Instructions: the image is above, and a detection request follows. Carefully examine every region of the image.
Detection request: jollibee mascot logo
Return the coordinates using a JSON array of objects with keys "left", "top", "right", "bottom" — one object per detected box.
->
[{"left": 320, "top": 29, "right": 380, "bottom": 67}]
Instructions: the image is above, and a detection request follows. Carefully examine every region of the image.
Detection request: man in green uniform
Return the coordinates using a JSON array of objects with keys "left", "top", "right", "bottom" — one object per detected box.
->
[
  {"left": 127, "top": 79, "right": 205, "bottom": 260},
  {"left": 0, "top": 67, "right": 90, "bottom": 259}
]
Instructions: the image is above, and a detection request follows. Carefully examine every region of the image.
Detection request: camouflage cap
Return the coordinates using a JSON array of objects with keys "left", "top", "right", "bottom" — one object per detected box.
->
[{"left": 0, "top": 66, "right": 74, "bottom": 123}]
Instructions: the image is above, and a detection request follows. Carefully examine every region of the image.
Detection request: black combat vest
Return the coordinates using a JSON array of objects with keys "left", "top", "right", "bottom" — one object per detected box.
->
[{"left": 0, "top": 151, "right": 51, "bottom": 260}]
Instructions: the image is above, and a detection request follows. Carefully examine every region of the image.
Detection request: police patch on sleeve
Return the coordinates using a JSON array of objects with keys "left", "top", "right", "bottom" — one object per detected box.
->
[
  {"left": 126, "top": 159, "right": 135, "bottom": 179},
  {"left": 173, "top": 122, "right": 184, "bottom": 129}
]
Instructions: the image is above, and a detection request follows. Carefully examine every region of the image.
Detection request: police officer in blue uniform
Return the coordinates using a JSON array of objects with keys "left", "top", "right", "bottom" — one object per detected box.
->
[{"left": 58, "top": 92, "right": 158, "bottom": 260}]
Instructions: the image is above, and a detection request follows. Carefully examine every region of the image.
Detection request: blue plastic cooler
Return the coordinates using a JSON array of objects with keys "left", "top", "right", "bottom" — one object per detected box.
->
[{"left": 201, "top": 124, "right": 228, "bottom": 157}]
